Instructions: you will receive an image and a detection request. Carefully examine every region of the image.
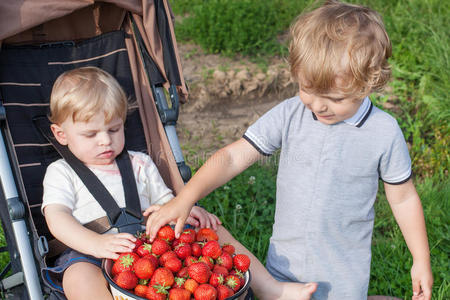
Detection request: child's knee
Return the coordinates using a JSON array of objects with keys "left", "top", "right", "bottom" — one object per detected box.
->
[{"left": 63, "top": 262, "right": 106, "bottom": 289}]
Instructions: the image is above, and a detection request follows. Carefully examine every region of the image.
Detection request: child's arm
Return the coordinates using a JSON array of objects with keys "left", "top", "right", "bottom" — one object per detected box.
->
[
  {"left": 44, "top": 204, "right": 136, "bottom": 260},
  {"left": 185, "top": 205, "right": 222, "bottom": 230},
  {"left": 384, "top": 179, "right": 433, "bottom": 300},
  {"left": 145, "top": 138, "right": 263, "bottom": 240}
]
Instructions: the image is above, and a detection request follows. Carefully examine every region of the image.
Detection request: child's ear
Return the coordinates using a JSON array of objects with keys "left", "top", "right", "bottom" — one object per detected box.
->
[{"left": 50, "top": 124, "right": 68, "bottom": 145}]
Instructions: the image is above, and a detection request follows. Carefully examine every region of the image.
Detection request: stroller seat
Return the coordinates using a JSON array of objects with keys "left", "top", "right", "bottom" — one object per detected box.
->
[{"left": 0, "top": 1, "right": 190, "bottom": 298}]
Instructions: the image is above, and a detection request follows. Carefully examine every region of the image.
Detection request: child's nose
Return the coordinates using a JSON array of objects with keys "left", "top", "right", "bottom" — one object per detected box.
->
[
  {"left": 311, "top": 98, "right": 327, "bottom": 113},
  {"left": 98, "top": 132, "right": 112, "bottom": 146}
]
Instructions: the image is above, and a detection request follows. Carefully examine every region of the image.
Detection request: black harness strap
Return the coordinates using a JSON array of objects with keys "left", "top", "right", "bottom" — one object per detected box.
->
[{"left": 33, "top": 116, "right": 142, "bottom": 232}]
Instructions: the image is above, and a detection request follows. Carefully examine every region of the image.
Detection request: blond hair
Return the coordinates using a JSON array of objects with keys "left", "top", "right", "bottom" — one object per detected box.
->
[
  {"left": 49, "top": 66, "right": 128, "bottom": 124},
  {"left": 289, "top": 0, "right": 392, "bottom": 98}
]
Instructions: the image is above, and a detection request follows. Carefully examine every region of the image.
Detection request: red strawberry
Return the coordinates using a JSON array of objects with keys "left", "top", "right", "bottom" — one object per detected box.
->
[
  {"left": 165, "top": 257, "right": 182, "bottom": 273},
  {"left": 230, "top": 269, "right": 245, "bottom": 288},
  {"left": 134, "top": 257, "right": 157, "bottom": 280},
  {"left": 217, "top": 284, "right": 234, "bottom": 300},
  {"left": 202, "top": 240, "right": 222, "bottom": 259},
  {"left": 157, "top": 225, "right": 175, "bottom": 242},
  {"left": 177, "top": 266, "right": 189, "bottom": 279},
  {"left": 184, "top": 278, "right": 199, "bottom": 294},
  {"left": 191, "top": 242, "right": 204, "bottom": 257},
  {"left": 224, "top": 274, "right": 241, "bottom": 292},
  {"left": 233, "top": 254, "right": 250, "bottom": 273},
  {"left": 134, "top": 282, "right": 148, "bottom": 297},
  {"left": 113, "top": 270, "right": 138, "bottom": 290},
  {"left": 136, "top": 243, "right": 153, "bottom": 257},
  {"left": 159, "top": 250, "right": 178, "bottom": 266},
  {"left": 173, "top": 276, "right": 186, "bottom": 288},
  {"left": 174, "top": 243, "right": 192, "bottom": 260},
  {"left": 198, "top": 256, "right": 214, "bottom": 270},
  {"left": 151, "top": 238, "right": 170, "bottom": 256},
  {"left": 221, "top": 244, "right": 235, "bottom": 256},
  {"left": 143, "top": 253, "right": 159, "bottom": 268},
  {"left": 112, "top": 252, "right": 140, "bottom": 275},
  {"left": 212, "top": 265, "right": 229, "bottom": 276},
  {"left": 146, "top": 285, "right": 170, "bottom": 300},
  {"left": 196, "top": 228, "right": 218, "bottom": 242},
  {"left": 169, "top": 287, "right": 191, "bottom": 300},
  {"left": 188, "top": 262, "right": 212, "bottom": 284},
  {"left": 194, "top": 283, "right": 217, "bottom": 300},
  {"left": 216, "top": 252, "right": 233, "bottom": 270},
  {"left": 179, "top": 228, "right": 196, "bottom": 244},
  {"left": 172, "top": 238, "right": 182, "bottom": 248},
  {"left": 209, "top": 273, "right": 224, "bottom": 287},
  {"left": 183, "top": 255, "right": 198, "bottom": 267},
  {"left": 150, "top": 267, "right": 175, "bottom": 287}
]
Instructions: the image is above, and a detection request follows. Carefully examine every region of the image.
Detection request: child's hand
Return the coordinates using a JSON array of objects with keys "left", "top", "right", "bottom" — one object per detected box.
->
[
  {"left": 93, "top": 232, "right": 136, "bottom": 260},
  {"left": 269, "top": 281, "right": 317, "bottom": 300},
  {"left": 144, "top": 196, "right": 193, "bottom": 241},
  {"left": 411, "top": 260, "right": 433, "bottom": 300},
  {"left": 186, "top": 206, "right": 222, "bottom": 230}
]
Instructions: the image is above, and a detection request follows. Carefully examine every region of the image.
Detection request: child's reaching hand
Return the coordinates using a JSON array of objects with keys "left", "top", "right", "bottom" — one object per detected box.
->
[
  {"left": 185, "top": 205, "right": 222, "bottom": 231},
  {"left": 144, "top": 196, "right": 221, "bottom": 241},
  {"left": 93, "top": 232, "right": 136, "bottom": 260}
]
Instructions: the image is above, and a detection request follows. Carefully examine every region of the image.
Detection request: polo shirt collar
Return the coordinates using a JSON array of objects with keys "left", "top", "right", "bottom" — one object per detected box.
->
[{"left": 311, "top": 96, "right": 373, "bottom": 128}]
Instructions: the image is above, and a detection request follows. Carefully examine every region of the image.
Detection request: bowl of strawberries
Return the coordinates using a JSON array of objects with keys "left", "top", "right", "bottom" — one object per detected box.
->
[{"left": 102, "top": 226, "right": 251, "bottom": 300}]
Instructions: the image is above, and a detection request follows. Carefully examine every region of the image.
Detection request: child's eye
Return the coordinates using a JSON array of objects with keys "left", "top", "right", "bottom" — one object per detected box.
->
[
  {"left": 331, "top": 98, "right": 344, "bottom": 102},
  {"left": 109, "top": 128, "right": 120, "bottom": 133},
  {"left": 83, "top": 133, "right": 96, "bottom": 138}
]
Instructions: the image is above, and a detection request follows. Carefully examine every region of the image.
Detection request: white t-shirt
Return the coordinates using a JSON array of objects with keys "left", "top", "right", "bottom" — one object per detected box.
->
[{"left": 42, "top": 150, "right": 173, "bottom": 224}]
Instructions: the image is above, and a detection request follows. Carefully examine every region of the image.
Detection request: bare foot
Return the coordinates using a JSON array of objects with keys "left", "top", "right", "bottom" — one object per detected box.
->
[{"left": 276, "top": 282, "right": 318, "bottom": 300}]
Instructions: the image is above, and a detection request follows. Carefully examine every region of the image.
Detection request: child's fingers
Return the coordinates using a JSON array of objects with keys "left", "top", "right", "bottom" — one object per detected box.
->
[
  {"left": 412, "top": 279, "right": 421, "bottom": 299},
  {"left": 143, "top": 205, "right": 161, "bottom": 216},
  {"left": 174, "top": 219, "right": 185, "bottom": 239},
  {"left": 422, "top": 281, "right": 432, "bottom": 300},
  {"left": 185, "top": 216, "right": 199, "bottom": 228}
]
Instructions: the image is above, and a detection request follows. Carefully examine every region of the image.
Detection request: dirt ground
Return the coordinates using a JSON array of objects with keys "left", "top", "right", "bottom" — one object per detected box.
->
[{"left": 175, "top": 43, "right": 297, "bottom": 160}]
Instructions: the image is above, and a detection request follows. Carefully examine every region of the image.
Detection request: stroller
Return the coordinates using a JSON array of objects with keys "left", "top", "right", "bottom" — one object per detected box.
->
[{"left": 0, "top": 1, "right": 194, "bottom": 298}]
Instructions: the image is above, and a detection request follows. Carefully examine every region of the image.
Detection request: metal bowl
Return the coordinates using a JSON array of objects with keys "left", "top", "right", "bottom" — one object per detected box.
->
[{"left": 102, "top": 258, "right": 251, "bottom": 300}]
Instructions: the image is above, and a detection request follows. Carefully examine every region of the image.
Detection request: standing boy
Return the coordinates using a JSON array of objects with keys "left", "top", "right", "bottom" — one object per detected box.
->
[{"left": 145, "top": 1, "right": 433, "bottom": 299}]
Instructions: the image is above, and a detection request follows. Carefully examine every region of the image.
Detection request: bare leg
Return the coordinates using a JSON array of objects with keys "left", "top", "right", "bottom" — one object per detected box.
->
[
  {"left": 63, "top": 262, "right": 112, "bottom": 300},
  {"left": 217, "top": 225, "right": 317, "bottom": 300}
]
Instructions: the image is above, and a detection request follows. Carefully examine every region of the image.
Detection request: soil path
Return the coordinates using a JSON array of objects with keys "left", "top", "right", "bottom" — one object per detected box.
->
[{"left": 175, "top": 43, "right": 296, "bottom": 162}]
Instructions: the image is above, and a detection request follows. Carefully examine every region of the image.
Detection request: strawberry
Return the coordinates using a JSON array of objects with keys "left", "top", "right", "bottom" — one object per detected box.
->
[
  {"left": 202, "top": 240, "right": 222, "bottom": 259},
  {"left": 183, "top": 255, "right": 198, "bottom": 267},
  {"left": 230, "top": 269, "right": 245, "bottom": 288},
  {"left": 216, "top": 252, "right": 233, "bottom": 270},
  {"left": 217, "top": 284, "right": 234, "bottom": 300},
  {"left": 188, "top": 262, "right": 212, "bottom": 284},
  {"left": 184, "top": 278, "right": 199, "bottom": 294},
  {"left": 151, "top": 238, "right": 170, "bottom": 256},
  {"left": 212, "top": 265, "right": 229, "bottom": 276},
  {"left": 165, "top": 256, "right": 182, "bottom": 273},
  {"left": 172, "top": 238, "right": 181, "bottom": 248},
  {"left": 150, "top": 267, "right": 175, "bottom": 287},
  {"left": 134, "top": 281, "right": 148, "bottom": 297},
  {"left": 196, "top": 228, "right": 218, "bottom": 242},
  {"left": 112, "top": 252, "right": 140, "bottom": 275},
  {"left": 173, "top": 276, "right": 186, "bottom": 288},
  {"left": 143, "top": 253, "right": 159, "bottom": 268},
  {"left": 194, "top": 283, "right": 217, "bottom": 300},
  {"left": 233, "top": 254, "right": 250, "bottom": 273},
  {"left": 224, "top": 274, "right": 241, "bottom": 292},
  {"left": 159, "top": 250, "right": 178, "bottom": 266},
  {"left": 168, "top": 287, "right": 191, "bottom": 300},
  {"left": 174, "top": 243, "right": 192, "bottom": 260},
  {"left": 221, "top": 244, "right": 235, "bottom": 256},
  {"left": 177, "top": 266, "right": 189, "bottom": 279},
  {"left": 191, "top": 242, "right": 204, "bottom": 257},
  {"left": 157, "top": 225, "right": 175, "bottom": 242},
  {"left": 179, "top": 228, "right": 196, "bottom": 244},
  {"left": 136, "top": 243, "right": 153, "bottom": 257},
  {"left": 113, "top": 270, "right": 138, "bottom": 290},
  {"left": 146, "top": 285, "right": 170, "bottom": 300},
  {"left": 198, "top": 256, "right": 214, "bottom": 270},
  {"left": 209, "top": 273, "right": 224, "bottom": 287},
  {"left": 134, "top": 257, "right": 157, "bottom": 280}
]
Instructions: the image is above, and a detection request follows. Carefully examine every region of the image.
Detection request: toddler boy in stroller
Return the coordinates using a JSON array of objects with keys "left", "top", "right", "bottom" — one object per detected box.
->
[{"left": 41, "top": 66, "right": 220, "bottom": 299}]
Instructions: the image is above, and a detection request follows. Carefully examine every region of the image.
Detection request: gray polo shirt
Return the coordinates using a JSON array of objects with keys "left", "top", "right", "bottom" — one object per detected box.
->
[{"left": 244, "top": 96, "right": 411, "bottom": 300}]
